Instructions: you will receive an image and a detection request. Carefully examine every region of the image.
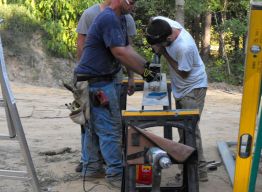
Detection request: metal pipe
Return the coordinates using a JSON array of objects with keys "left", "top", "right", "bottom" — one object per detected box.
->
[
  {"left": 217, "top": 141, "right": 235, "bottom": 186},
  {"left": 146, "top": 147, "right": 172, "bottom": 192}
]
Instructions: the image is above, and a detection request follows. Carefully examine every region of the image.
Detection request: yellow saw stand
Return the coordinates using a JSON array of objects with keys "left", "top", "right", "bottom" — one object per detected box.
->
[{"left": 121, "top": 76, "right": 200, "bottom": 192}]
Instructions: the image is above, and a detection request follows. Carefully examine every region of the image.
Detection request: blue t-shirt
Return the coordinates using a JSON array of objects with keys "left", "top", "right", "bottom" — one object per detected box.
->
[{"left": 75, "top": 7, "right": 128, "bottom": 76}]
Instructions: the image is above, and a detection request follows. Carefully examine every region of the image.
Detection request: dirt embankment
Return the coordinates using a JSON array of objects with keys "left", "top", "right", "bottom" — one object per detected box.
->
[{"left": 1, "top": 30, "right": 74, "bottom": 88}]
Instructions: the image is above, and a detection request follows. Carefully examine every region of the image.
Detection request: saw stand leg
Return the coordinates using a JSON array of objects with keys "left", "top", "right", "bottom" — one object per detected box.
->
[{"left": 122, "top": 111, "right": 199, "bottom": 192}]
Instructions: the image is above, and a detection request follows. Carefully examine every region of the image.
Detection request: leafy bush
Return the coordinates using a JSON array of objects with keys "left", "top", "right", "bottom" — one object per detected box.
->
[
  {"left": 17, "top": 0, "right": 102, "bottom": 58},
  {"left": 0, "top": 0, "right": 248, "bottom": 85},
  {"left": 207, "top": 58, "right": 227, "bottom": 82},
  {"left": 227, "top": 50, "right": 245, "bottom": 85},
  {"left": 0, "top": 4, "right": 41, "bottom": 54},
  {"left": 206, "top": 49, "right": 245, "bottom": 85},
  {"left": 0, "top": 4, "right": 39, "bottom": 35}
]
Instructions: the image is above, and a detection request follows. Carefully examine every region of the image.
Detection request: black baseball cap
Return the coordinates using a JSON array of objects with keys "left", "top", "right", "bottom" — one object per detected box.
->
[{"left": 146, "top": 19, "right": 172, "bottom": 45}]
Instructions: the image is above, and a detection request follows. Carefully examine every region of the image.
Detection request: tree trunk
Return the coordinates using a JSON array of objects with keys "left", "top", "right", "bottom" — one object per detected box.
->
[
  {"left": 201, "top": 12, "right": 211, "bottom": 61},
  {"left": 175, "top": 0, "right": 185, "bottom": 26},
  {"left": 214, "top": 10, "right": 231, "bottom": 75},
  {"left": 218, "top": 11, "right": 226, "bottom": 57},
  {"left": 220, "top": 0, "right": 231, "bottom": 75},
  {"left": 192, "top": 15, "right": 201, "bottom": 49},
  {"left": 218, "top": 0, "right": 227, "bottom": 55}
]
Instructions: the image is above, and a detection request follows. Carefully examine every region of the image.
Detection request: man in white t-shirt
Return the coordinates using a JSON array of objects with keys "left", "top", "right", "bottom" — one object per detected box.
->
[{"left": 146, "top": 16, "right": 208, "bottom": 182}]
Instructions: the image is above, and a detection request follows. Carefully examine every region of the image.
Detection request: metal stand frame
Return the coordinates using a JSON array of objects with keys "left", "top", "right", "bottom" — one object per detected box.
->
[
  {"left": 121, "top": 80, "right": 199, "bottom": 191},
  {"left": 217, "top": 141, "right": 235, "bottom": 185},
  {"left": 122, "top": 110, "right": 199, "bottom": 192},
  {"left": 0, "top": 25, "right": 41, "bottom": 192}
]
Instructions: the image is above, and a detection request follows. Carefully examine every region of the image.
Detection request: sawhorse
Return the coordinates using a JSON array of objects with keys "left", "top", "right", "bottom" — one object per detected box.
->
[
  {"left": 120, "top": 79, "right": 199, "bottom": 192},
  {"left": 121, "top": 110, "right": 199, "bottom": 192}
]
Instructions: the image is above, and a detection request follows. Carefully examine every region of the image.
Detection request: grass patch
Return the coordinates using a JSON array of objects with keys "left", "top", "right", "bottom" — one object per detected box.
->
[{"left": 0, "top": 4, "right": 42, "bottom": 54}]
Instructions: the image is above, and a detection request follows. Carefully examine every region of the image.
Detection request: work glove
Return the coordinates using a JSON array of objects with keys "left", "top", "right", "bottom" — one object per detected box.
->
[
  {"left": 142, "top": 68, "right": 161, "bottom": 83},
  {"left": 145, "top": 61, "right": 161, "bottom": 74}
]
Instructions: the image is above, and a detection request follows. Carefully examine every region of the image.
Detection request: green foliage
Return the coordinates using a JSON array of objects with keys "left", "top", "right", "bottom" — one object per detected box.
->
[
  {"left": 0, "top": 4, "right": 41, "bottom": 57},
  {"left": 227, "top": 50, "right": 245, "bottom": 85},
  {"left": 223, "top": 18, "right": 247, "bottom": 39},
  {"left": 22, "top": 0, "right": 102, "bottom": 57},
  {"left": 207, "top": 58, "right": 227, "bottom": 82},
  {"left": 0, "top": 4, "right": 39, "bottom": 36},
  {"left": 185, "top": 0, "right": 207, "bottom": 17},
  {"left": 135, "top": 0, "right": 176, "bottom": 22},
  {"left": 33, "top": 0, "right": 76, "bottom": 57},
  {"left": 4, "top": 0, "right": 24, "bottom": 3},
  {"left": 1, "top": 0, "right": 250, "bottom": 85},
  {"left": 132, "top": 20, "right": 152, "bottom": 59},
  {"left": 207, "top": 49, "right": 245, "bottom": 85}
]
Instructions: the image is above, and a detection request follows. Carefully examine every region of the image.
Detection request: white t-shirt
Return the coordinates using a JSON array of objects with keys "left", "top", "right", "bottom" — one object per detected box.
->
[{"left": 153, "top": 16, "right": 208, "bottom": 99}]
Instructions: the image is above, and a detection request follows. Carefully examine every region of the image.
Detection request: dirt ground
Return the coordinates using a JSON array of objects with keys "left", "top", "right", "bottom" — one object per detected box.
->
[{"left": 0, "top": 82, "right": 261, "bottom": 192}]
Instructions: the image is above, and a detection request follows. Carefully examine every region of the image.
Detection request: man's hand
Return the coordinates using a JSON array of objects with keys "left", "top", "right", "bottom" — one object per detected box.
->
[
  {"left": 142, "top": 68, "right": 162, "bottom": 82},
  {"left": 152, "top": 45, "right": 166, "bottom": 55},
  {"left": 127, "top": 77, "right": 135, "bottom": 96}
]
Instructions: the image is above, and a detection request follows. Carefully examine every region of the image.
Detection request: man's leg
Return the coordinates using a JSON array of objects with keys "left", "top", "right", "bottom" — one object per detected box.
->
[
  {"left": 176, "top": 88, "right": 208, "bottom": 182},
  {"left": 114, "top": 69, "right": 123, "bottom": 103},
  {"left": 90, "top": 82, "right": 123, "bottom": 188},
  {"left": 81, "top": 120, "right": 104, "bottom": 178},
  {"left": 75, "top": 126, "right": 85, "bottom": 172}
]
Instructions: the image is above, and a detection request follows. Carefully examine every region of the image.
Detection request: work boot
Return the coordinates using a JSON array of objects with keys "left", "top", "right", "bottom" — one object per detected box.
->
[
  {"left": 82, "top": 169, "right": 105, "bottom": 181},
  {"left": 175, "top": 168, "right": 208, "bottom": 182},
  {"left": 199, "top": 161, "right": 208, "bottom": 182},
  {"left": 106, "top": 175, "right": 122, "bottom": 189},
  {"left": 107, "top": 179, "right": 122, "bottom": 189},
  {"left": 75, "top": 162, "right": 83, "bottom": 173}
]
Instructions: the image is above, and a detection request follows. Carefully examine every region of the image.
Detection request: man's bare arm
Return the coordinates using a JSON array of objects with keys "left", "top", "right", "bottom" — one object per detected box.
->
[
  {"left": 76, "top": 33, "right": 86, "bottom": 61},
  {"left": 152, "top": 45, "right": 189, "bottom": 79},
  {"left": 126, "top": 37, "right": 135, "bottom": 79},
  {"left": 110, "top": 45, "right": 146, "bottom": 75},
  {"left": 162, "top": 51, "right": 189, "bottom": 79},
  {"left": 126, "top": 37, "right": 135, "bottom": 95}
]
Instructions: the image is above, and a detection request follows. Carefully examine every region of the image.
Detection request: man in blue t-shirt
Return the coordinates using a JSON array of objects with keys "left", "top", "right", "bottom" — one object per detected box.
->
[
  {"left": 74, "top": 0, "right": 160, "bottom": 188},
  {"left": 75, "top": 0, "right": 137, "bottom": 174}
]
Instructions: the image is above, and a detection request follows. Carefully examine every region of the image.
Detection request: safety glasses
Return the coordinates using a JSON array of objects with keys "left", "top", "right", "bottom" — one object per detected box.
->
[{"left": 159, "top": 39, "right": 172, "bottom": 47}]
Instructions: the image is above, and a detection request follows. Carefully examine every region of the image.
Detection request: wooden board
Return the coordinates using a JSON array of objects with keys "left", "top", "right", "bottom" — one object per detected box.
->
[{"left": 142, "top": 73, "right": 169, "bottom": 107}]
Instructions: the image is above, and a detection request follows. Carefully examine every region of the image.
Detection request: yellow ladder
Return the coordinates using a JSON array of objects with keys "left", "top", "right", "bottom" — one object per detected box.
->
[{"left": 233, "top": 1, "right": 262, "bottom": 191}]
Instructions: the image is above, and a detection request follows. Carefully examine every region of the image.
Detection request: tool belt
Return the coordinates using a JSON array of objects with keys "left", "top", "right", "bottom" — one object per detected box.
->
[
  {"left": 75, "top": 74, "right": 113, "bottom": 84},
  {"left": 65, "top": 73, "right": 114, "bottom": 125},
  {"left": 64, "top": 80, "right": 90, "bottom": 125}
]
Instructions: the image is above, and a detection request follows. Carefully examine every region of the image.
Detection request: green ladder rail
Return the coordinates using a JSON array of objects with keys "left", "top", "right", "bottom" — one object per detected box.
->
[{"left": 249, "top": 92, "right": 262, "bottom": 192}]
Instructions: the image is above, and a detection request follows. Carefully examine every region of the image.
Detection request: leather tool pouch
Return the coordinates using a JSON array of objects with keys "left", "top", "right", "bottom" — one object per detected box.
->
[
  {"left": 95, "top": 90, "right": 109, "bottom": 107},
  {"left": 66, "top": 81, "right": 90, "bottom": 125},
  {"left": 90, "top": 89, "right": 109, "bottom": 107}
]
